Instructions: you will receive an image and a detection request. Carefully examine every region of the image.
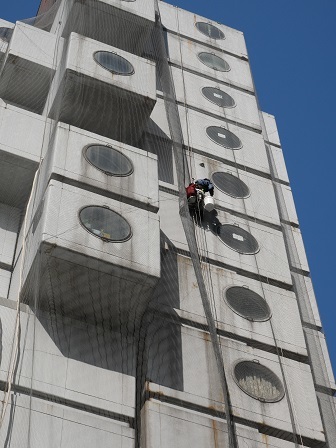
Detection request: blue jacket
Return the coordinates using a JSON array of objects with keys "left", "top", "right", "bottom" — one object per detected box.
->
[{"left": 195, "top": 178, "right": 214, "bottom": 195}]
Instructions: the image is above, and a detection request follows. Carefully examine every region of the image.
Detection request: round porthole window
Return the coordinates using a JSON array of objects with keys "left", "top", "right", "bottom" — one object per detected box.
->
[
  {"left": 94, "top": 51, "right": 134, "bottom": 75},
  {"left": 79, "top": 206, "right": 132, "bottom": 242},
  {"left": 206, "top": 126, "right": 242, "bottom": 150},
  {"left": 202, "top": 87, "right": 235, "bottom": 108},
  {"left": 84, "top": 145, "right": 133, "bottom": 176},
  {"left": 234, "top": 361, "right": 285, "bottom": 402},
  {"left": 195, "top": 22, "right": 225, "bottom": 40},
  {"left": 217, "top": 224, "right": 259, "bottom": 254},
  {"left": 198, "top": 52, "right": 230, "bottom": 72},
  {"left": 212, "top": 172, "right": 250, "bottom": 198},
  {"left": 0, "top": 27, "right": 13, "bottom": 42},
  {"left": 225, "top": 286, "right": 271, "bottom": 321}
]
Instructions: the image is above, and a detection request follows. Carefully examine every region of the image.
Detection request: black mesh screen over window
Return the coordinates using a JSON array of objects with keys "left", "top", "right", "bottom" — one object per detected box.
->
[
  {"left": 195, "top": 22, "right": 225, "bottom": 40},
  {"left": 225, "top": 286, "right": 271, "bottom": 321},
  {"left": 206, "top": 126, "right": 242, "bottom": 149},
  {"left": 202, "top": 87, "right": 235, "bottom": 108},
  {"left": 212, "top": 172, "right": 249, "bottom": 198},
  {"left": 217, "top": 224, "right": 259, "bottom": 254},
  {"left": 234, "top": 361, "right": 285, "bottom": 402},
  {"left": 198, "top": 52, "right": 230, "bottom": 72}
]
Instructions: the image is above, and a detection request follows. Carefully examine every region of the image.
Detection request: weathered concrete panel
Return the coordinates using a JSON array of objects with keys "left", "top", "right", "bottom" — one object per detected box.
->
[
  {"left": 269, "top": 144, "right": 290, "bottom": 183},
  {"left": 47, "top": 33, "right": 156, "bottom": 143},
  {"left": 173, "top": 255, "right": 306, "bottom": 356},
  {"left": 159, "top": 2, "right": 248, "bottom": 59},
  {"left": 0, "top": 268, "right": 10, "bottom": 298},
  {"left": 59, "top": 0, "right": 155, "bottom": 55},
  {"left": 0, "top": 203, "right": 20, "bottom": 268},
  {"left": 43, "top": 122, "right": 159, "bottom": 211},
  {"left": 159, "top": 191, "right": 292, "bottom": 285},
  {"left": 170, "top": 66, "right": 260, "bottom": 130},
  {"left": 142, "top": 399, "right": 307, "bottom": 448},
  {"left": 0, "top": 391, "right": 134, "bottom": 448},
  {"left": 284, "top": 224, "right": 310, "bottom": 273},
  {"left": 167, "top": 33, "right": 254, "bottom": 92},
  {"left": 0, "top": 22, "right": 62, "bottom": 113},
  {"left": 148, "top": 327, "right": 325, "bottom": 443},
  {"left": 190, "top": 152, "right": 280, "bottom": 225},
  {"left": 0, "top": 302, "right": 136, "bottom": 417},
  {"left": 0, "top": 101, "right": 50, "bottom": 207},
  {"left": 179, "top": 107, "right": 270, "bottom": 175},
  {"left": 280, "top": 184, "right": 299, "bottom": 226},
  {"left": 20, "top": 180, "right": 160, "bottom": 325},
  {"left": 262, "top": 112, "right": 281, "bottom": 147}
]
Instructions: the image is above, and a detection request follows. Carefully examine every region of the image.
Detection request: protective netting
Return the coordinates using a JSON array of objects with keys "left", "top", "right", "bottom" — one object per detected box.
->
[{"left": 0, "top": 0, "right": 334, "bottom": 447}]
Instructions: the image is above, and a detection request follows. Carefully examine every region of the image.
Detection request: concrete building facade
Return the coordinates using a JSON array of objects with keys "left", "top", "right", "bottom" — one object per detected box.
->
[{"left": 0, "top": 0, "right": 335, "bottom": 447}]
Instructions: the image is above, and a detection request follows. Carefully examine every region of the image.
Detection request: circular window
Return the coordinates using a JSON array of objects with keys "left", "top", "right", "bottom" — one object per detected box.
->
[
  {"left": 202, "top": 87, "right": 235, "bottom": 108},
  {"left": 94, "top": 51, "right": 134, "bottom": 75},
  {"left": 206, "top": 126, "right": 242, "bottom": 150},
  {"left": 0, "top": 27, "right": 13, "bottom": 43},
  {"left": 225, "top": 286, "right": 271, "bottom": 321},
  {"left": 198, "top": 52, "right": 230, "bottom": 72},
  {"left": 84, "top": 145, "right": 133, "bottom": 176},
  {"left": 217, "top": 224, "right": 259, "bottom": 254},
  {"left": 212, "top": 172, "right": 250, "bottom": 198},
  {"left": 234, "top": 361, "right": 285, "bottom": 402},
  {"left": 195, "top": 22, "right": 225, "bottom": 40},
  {"left": 79, "top": 206, "right": 132, "bottom": 242}
]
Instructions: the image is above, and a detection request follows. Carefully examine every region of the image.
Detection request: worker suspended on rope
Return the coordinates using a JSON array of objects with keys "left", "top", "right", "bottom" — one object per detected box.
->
[
  {"left": 186, "top": 178, "right": 215, "bottom": 219},
  {"left": 194, "top": 178, "right": 214, "bottom": 196}
]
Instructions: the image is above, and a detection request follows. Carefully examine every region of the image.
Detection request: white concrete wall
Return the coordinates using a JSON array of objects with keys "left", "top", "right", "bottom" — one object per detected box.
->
[
  {"left": 7, "top": 22, "right": 61, "bottom": 68},
  {"left": 0, "top": 100, "right": 49, "bottom": 162},
  {"left": 56, "top": 0, "right": 155, "bottom": 55},
  {"left": 149, "top": 102, "right": 270, "bottom": 174},
  {"left": 0, "top": 22, "right": 62, "bottom": 113},
  {"left": 46, "top": 32, "right": 156, "bottom": 141},
  {"left": 159, "top": 191, "right": 292, "bottom": 285},
  {"left": 304, "top": 327, "right": 336, "bottom": 391},
  {"left": 174, "top": 255, "right": 307, "bottom": 357},
  {"left": 284, "top": 224, "right": 310, "bottom": 273},
  {"left": 170, "top": 66, "right": 261, "bottom": 130},
  {"left": 280, "top": 184, "right": 299, "bottom": 225},
  {"left": 0, "top": 303, "right": 136, "bottom": 418},
  {"left": 180, "top": 107, "right": 270, "bottom": 175},
  {"left": 262, "top": 112, "right": 281, "bottom": 147},
  {"left": 190, "top": 152, "right": 280, "bottom": 225},
  {"left": 148, "top": 327, "right": 325, "bottom": 443},
  {"left": 65, "top": 33, "right": 156, "bottom": 101},
  {"left": 19, "top": 180, "right": 160, "bottom": 325},
  {"left": 0, "top": 392, "right": 134, "bottom": 448},
  {"left": 159, "top": 1, "right": 248, "bottom": 59},
  {"left": 142, "top": 399, "right": 306, "bottom": 448},
  {"left": 167, "top": 33, "right": 254, "bottom": 92},
  {"left": 299, "top": 275, "right": 322, "bottom": 327},
  {"left": 0, "top": 203, "right": 20, "bottom": 268},
  {"left": 28, "top": 180, "right": 160, "bottom": 279},
  {"left": 0, "top": 268, "right": 10, "bottom": 298},
  {"left": 45, "top": 122, "right": 159, "bottom": 210},
  {"left": 269, "top": 144, "right": 290, "bottom": 183}
]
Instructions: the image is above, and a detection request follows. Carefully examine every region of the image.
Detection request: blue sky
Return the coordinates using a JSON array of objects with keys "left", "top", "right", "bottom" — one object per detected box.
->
[{"left": 2, "top": 1, "right": 335, "bottom": 372}]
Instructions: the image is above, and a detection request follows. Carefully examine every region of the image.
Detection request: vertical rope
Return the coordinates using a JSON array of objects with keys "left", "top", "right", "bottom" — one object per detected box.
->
[{"left": 153, "top": 3, "right": 238, "bottom": 446}]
